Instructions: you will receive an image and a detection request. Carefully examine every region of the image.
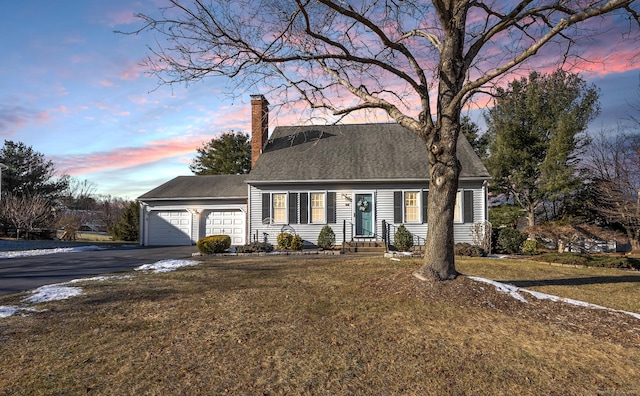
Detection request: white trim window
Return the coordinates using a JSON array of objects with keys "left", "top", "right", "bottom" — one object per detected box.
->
[
  {"left": 310, "top": 192, "right": 326, "bottom": 223},
  {"left": 453, "top": 191, "right": 462, "bottom": 223},
  {"left": 404, "top": 191, "right": 420, "bottom": 223},
  {"left": 272, "top": 193, "right": 287, "bottom": 223}
]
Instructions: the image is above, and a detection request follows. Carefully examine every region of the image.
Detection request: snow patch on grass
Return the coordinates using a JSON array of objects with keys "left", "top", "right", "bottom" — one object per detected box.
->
[
  {"left": 22, "top": 284, "right": 84, "bottom": 304},
  {"left": 468, "top": 275, "right": 640, "bottom": 320},
  {"left": 135, "top": 259, "right": 200, "bottom": 273}
]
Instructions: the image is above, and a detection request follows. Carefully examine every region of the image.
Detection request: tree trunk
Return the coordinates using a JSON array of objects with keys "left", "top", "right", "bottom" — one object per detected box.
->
[
  {"left": 631, "top": 239, "right": 640, "bottom": 253},
  {"left": 526, "top": 206, "right": 536, "bottom": 238},
  {"left": 414, "top": 140, "right": 461, "bottom": 281},
  {"left": 413, "top": 1, "right": 468, "bottom": 281}
]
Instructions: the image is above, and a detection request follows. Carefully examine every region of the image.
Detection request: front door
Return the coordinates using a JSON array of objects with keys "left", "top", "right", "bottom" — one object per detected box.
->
[{"left": 355, "top": 193, "right": 374, "bottom": 237}]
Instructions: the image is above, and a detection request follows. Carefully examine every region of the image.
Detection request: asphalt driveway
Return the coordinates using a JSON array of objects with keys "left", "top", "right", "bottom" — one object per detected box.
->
[{"left": 0, "top": 245, "right": 199, "bottom": 296}]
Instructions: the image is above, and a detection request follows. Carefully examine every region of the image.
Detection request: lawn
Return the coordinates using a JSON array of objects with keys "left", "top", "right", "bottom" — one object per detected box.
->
[{"left": 0, "top": 255, "right": 638, "bottom": 395}]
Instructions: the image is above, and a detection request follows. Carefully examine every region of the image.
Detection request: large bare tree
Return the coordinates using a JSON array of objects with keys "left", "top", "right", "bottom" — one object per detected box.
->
[
  {"left": 131, "top": 0, "right": 639, "bottom": 280},
  {"left": 0, "top": 194, "right": 53, "bottom": 240},
  {"left": 587, "top": 127, "right": 640, "bottom": 251}
]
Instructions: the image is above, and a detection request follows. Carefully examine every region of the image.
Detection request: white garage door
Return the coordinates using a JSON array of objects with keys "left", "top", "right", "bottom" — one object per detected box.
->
[
  {"left": 148, "top": 210, "right": 193, "bottom": 246},
  {"left": 204, "top": 210, "right": 246, "bottom": 245}
]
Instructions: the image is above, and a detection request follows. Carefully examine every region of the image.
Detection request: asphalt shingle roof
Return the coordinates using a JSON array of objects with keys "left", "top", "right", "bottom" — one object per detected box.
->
[
  {"left": 138, "top": 174, "right": 248, "bottom": 200},
  {"left": 247, "top": 123, "right": 489, "bottom": 183}
]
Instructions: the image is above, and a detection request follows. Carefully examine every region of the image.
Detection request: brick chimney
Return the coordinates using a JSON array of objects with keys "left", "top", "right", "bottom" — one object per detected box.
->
[{"left": 251, "top": 94, "right": 269, "bottom": 168}]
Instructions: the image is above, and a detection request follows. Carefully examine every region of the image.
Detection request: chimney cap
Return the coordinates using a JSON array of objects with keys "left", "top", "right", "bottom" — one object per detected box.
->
[{"left": 250, "top": 94, "right": 268, "bottom": 104}]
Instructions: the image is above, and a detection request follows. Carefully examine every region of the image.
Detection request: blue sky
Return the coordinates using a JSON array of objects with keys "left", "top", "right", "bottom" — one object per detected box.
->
[{"left": 1, "top": 1, "right": 638, "bottom": 199}]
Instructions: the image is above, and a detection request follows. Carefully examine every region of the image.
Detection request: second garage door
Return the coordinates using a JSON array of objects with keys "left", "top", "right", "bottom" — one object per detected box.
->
[{"left": 204, "top": 209, "right": 246, "bottom": 245}]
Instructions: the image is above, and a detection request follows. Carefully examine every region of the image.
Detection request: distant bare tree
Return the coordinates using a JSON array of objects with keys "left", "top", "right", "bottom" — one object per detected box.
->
[
  {"left": 60, "top": 178, "right": 98, "bottom": 210},
  {"left": 131, "top": 0, "right": 639, "bottom": 280},
  {"left": 0, "top": 194, "right": 53, "bottom": 239},
  {"left": 56, "top": 212, "right": 84, "bottom": 241},
  {"left": 586, "top": 128, "right": 640, "bottom": 251},
  {"left": 97, "top": 196, "right": 130, "bottom": 234}
]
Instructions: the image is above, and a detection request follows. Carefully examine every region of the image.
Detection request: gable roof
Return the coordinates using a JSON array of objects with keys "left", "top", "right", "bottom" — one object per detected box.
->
[
  {"left": 247, "top": 123, "right": 489, "bottom": 183},
  {"left": 138, "top": 174, "right": 248, "bottom": 201}
]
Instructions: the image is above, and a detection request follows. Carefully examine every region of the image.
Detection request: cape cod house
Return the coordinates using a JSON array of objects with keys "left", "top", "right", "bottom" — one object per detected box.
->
[{"left": 138, "top": 95, "right": 490, "bottom": 249}]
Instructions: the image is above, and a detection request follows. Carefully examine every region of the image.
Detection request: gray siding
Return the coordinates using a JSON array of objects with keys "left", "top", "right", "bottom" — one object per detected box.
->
[{"left": 249, "top": 181, "right": 488, "bottom": 247}]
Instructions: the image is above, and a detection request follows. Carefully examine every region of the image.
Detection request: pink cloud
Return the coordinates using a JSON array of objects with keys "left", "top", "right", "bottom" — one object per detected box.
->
[
  {"left": 35, "top": 110, "right": 52, "bottom": 123},
  {"left": 128, "top": 95, "right": 149, "bottom": 105},
  {"left": 119, "top": 62, "right": 145, "bottom": 81},
  {"left": 53, "top": 135, "right": 218, "bottom": 176}
]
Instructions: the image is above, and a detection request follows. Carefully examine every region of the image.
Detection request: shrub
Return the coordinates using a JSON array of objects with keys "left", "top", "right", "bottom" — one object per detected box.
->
[
  {"left": 277, "top": 232, "right": 303, "bottom": 250},
  {"left": 394, "top": 225, "right": 414, "bottom": 251},
  {"left": 235, "top": 244, "right": 253, "bottom": 253},
  {"left": 522, "top": 239, "right": 539, "bottom": 255},
  {"left": 197, "top": 234, "right": 231, "bottom": 254},
  {"left": 236, "top": 241, "right": 274, "bottom": 253},
  {"left": 277, "top": 232, "right": 294, "bottom": 250},
  {"left": 496, "top": 227, "right": 524, "bottom": 254},
  {"left": 532, "top": 253, "right": 640, "bottom": 270},
  {"left": 252, "top": 241, "right": 274, "bottom": 252},
  {"left": 317, "top": 226, "right": 336, "bottom": 250},
  {"left": 290, "top": 234, "right": 304, "bottom": 251},
  {"left": 454, "top": 242, "right": 487, "bottom": 257}
]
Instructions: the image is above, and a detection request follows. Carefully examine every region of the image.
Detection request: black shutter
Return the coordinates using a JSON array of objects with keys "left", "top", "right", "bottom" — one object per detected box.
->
[
  {"left": 261, "top": 193, "right": 270, "bottom": 222},
  {"left": 289, "top": 193, "right": 298, "bottom": 224},
  {"left": 299, "top": 192, "right": 309, "bottom": 224},
  {"left": 464, "top": 190, "right": 474, "bottom": 223},
  {"left": 393, "top": 191, "right": 403, "bottom": 224},
  {"left": 327, "top": 192, "right": 336, "bottom": 224},
  {"left": 422, "top": 190, "right": 429, "bottom": 224}
]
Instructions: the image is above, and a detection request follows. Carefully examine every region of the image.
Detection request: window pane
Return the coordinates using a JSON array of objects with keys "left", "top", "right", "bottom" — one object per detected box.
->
[
  {"left": 454, "top": 191, "right": 461, "bottom": 222},
  {"left": 311, "top": 193, "right": 325, "bottom": 223},
  {"left": 404, "top": 192, "right": 419, "bottom": 222},
  {"left": 273, "top": 193, "right": 287, "bottom": 223}
]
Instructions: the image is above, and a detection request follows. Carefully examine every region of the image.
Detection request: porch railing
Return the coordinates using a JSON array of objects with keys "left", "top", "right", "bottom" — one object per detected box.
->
[{"left": 381, "top": 220, "right": 426, "bottom": 252}]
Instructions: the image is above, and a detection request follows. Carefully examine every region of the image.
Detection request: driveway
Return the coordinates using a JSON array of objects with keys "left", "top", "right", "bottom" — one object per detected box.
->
[{"left": 0, "top": 245, "right": 199, "bottom": 296}]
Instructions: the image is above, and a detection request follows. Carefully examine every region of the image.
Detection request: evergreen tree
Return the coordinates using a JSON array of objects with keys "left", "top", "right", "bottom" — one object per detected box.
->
[
  {"left": 460, "top": 115, "right": 489, "bottom": 161},
  {"left": 485, "top": 70, "right": 600, "bottom": 229},
  {"left": 0, "top": 140, "right": 69, "bottom": 201},
  {"left": 110, "top": 201, "right": 139, "bottom": 241},
  {"left": 189, "top": 131, "right": 251, "bottom": 175}
]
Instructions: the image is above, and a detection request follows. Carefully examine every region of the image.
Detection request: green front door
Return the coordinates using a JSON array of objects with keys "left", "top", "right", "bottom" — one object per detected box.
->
[{"left": 355, "top": 193, "right": 373, "bottom": 237}]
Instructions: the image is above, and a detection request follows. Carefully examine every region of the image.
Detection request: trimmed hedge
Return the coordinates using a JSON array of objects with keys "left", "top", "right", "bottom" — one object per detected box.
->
[{"left": 197, "top": 234, "right": 231, "bottom": 254}]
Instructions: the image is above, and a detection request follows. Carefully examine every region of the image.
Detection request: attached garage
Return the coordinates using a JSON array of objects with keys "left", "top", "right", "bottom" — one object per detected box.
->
[
  {"left": 138, "top": 175, "right": 249, "bottom": 247},
  {"left": 204, "top": 209, "right": 246, "bottom": 245},
  {"left": 148, "top": 210, "right": 193, "bottom": 246}
]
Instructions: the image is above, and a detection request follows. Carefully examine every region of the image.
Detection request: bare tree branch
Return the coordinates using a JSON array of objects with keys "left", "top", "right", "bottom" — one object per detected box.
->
[{"left": 126, "top": 0, "right": 639, "bottom": 280}]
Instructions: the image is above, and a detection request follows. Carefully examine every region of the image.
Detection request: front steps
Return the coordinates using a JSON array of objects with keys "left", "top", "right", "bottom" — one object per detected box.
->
[{"left": 342, "top": 241, "right": 386, "bottom": 254}]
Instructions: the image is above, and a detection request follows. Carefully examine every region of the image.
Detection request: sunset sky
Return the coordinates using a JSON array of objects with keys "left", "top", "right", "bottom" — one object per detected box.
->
[{"left": 1, "top": 1, "right": 638, "bottom": 199}]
